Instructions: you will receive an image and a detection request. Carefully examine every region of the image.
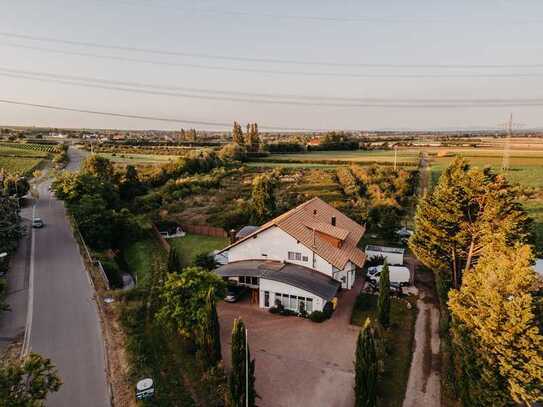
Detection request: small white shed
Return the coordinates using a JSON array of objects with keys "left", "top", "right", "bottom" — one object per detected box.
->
[
  {"left": 365, "top": 245, "right": 405, "bottom": 266},
  {"left": 534, "top": 259, "right": 543, "bottom": 279}
]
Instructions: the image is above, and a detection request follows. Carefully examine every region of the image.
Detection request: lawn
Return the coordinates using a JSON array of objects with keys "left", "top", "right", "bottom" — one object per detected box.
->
[
  {"left": 0, "top": 145, "right": 49, "bottom": 158},
  {"left": 246, "top": 161, "right": 344, "bottom": 169},
  {"left": 169, "top": 234, "right": 230, "bottom": 267},
  {"left": 123, "top": 238, "right": 166, "bottom": 286},
  {"left": 351, "top": 293, "right": 417, "bottom": 407},
  {"left": 524, "top": 200, "right": 543, "bottom": 256}
]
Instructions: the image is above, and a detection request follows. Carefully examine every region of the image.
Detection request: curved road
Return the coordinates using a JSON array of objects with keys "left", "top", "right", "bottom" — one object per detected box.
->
[{"left": 26, "top": 148, "right": 109, "bottom": 406}]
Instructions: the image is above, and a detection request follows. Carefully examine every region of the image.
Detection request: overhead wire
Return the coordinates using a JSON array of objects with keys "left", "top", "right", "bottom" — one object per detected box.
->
[{"left": 1, "top": 31, "right": 543, "bottom": 69}]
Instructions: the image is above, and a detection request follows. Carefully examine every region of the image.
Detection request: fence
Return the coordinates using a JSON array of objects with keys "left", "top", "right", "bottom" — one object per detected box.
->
[{"left": 179, "top": 223, "right": 228, "bottom": 238}]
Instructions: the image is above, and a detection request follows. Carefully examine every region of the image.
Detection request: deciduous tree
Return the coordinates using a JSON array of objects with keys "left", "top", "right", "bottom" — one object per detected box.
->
[
  {"left": 0, "top": 353, "right": 62, "bottom": 406},
  {"left": 157, "top": 267, "right": 225, "bottom": 339}
]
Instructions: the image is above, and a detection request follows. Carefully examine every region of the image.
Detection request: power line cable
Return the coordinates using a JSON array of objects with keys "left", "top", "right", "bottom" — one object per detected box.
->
[
  {"left": 3, "top": 42, "right": 543, "bottom": 80},
  {"left": 0, "top": 98, "right": 324, "bottom": 131},
  {"left": 104, "top": 0, "right": 543, "bottom": 24},
  {"left": 2, "top": 66, "right": 543, "bottom": 105},
  {"left": 2, "top": 31, "right": 543, "bottom": 69},
  {"left": 4, "top": 70, "right": 543, "bottom": 108}
]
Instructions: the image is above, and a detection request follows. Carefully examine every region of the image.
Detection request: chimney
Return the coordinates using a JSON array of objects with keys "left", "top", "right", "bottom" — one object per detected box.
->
[
  {"left": 313, "top": 209, "right": 317, "bottom": 216},
  {"left": 331, "top": 216, "right": 336, "bottom": 226}
]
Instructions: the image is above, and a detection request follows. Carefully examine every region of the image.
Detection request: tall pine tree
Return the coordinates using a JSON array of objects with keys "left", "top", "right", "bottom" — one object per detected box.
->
[
  {"left": 199, "top": 287, "right": 222, "bottom": 369},
  {"left": 449, "top": 243, "right": 543, "bottom": 405},
  {"left": 229, "top": 318, "right": 257, "bottom": 407},
  {"left": 354, "top": 318, "right": 378, "bottom": 407},
  {"left": 409, "top": 157, "right": 531, "bottom": 289},
  {"left": 377, "top": 260, "right": 391, "bottom": 328}
]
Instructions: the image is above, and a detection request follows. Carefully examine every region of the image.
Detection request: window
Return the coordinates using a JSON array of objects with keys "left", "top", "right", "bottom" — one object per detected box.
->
[
  {"left": 302, "top": 256, "right": 308, "bottom": 262},
  {"left": 264, "top": 291, "right": 270, "bottom": 307},
  {"left": 288, "top": 251, "right": 302, "bottom": 261},
  {"left": 306, "top": 298, "right": 313, "bottom": 313},
  {"left": 239, "top": 276, "right": 246, "bottom": 284},
  {"left": 251, "top": 277, "right": 259, "bottom": 286},
  {"left": 282, "top": 294, "right": 289, "bottom": 308},
  {"left": 290, "top": 296, "right": 299, "bottom": 310}
]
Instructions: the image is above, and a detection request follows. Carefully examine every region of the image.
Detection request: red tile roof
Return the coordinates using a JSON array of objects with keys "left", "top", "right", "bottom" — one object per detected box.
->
[{"left": 221, "top": 197, "right": 366, "bottom": 270}]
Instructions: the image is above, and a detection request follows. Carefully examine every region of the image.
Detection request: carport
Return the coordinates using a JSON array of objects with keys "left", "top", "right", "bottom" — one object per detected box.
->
[{"left": 215, "top": 260, "right": 341, "bottom": 313}]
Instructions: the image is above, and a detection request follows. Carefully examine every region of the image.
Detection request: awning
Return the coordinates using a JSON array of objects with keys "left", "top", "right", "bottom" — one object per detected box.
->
[{"left": 215, "top": 260, "right": 341, "bottom": 301}]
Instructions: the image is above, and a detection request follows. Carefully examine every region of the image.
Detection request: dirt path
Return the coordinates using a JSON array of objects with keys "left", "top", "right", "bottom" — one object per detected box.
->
[{"left": 403, "top": 266, "right": 441, "bottom": 407}]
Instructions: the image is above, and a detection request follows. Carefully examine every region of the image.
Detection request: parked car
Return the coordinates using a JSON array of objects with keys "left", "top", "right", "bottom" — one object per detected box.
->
[
  {"left": 367, "top": 265, "right": 410, "bottom": 286},
  {"left": 224, "top": 285, "right": 249, "bottom": 303},
  {"left": 32, "top": 218, "right": 44, "bottom": 228}
]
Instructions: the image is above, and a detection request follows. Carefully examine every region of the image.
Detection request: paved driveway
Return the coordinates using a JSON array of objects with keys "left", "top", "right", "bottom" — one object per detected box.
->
[{"left": 218, "top": 278, "right": 363, "bottom": 407}]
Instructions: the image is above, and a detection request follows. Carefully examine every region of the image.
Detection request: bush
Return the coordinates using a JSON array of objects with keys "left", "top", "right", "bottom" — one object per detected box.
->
[
  {"left": 269, "top": 306, "right": 281, "bottom": 314},
  {"left": 279, "top": 308, "right": 297, "bottom": 316},
  {"left": 99, "top": 259, "right": 124, "bottom": 289},
  {"left": 309, "top": 310, "right": 327, "bottom": 323}
]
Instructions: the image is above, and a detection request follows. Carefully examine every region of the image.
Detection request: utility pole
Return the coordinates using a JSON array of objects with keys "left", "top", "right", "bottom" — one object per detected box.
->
[
  {"left": 501, "top": 113, "right": 513, "bottom": 171},
  {"left": 500, "top": 113, "right": 523, "bottom": 172},
  {"left": 245, "top": 327, "right": 249, "bottom": 407}
]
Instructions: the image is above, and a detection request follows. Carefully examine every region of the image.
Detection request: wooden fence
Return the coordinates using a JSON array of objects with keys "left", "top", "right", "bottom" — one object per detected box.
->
[{"left": 179, "top": 224, "right": 228, "bottom": 238}]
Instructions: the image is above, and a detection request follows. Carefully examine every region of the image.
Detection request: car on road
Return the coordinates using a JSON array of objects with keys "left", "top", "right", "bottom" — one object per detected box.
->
[
  {"left": 32, "top": 218, "right": 44, "bottom": 228},
  {"left": 367, "top": 265, "right": 410, "bottom": 286},
  {"left": 224, "top": 284, "right": 249, "bottom": 303}
]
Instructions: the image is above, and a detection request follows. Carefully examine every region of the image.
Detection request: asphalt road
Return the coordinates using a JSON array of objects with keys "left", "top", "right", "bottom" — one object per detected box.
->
[{"left": 26, "top": 149, "right": 109, "bottom": 406}]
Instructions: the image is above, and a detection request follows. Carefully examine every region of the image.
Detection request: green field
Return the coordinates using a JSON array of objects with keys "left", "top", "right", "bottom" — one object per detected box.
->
[
  {"left": 169, "top": 234, "right": 229, "bottom": 267},
  {"left": 97, "top": 152, "right": 178, "bottom": 164},
  {"left": 246, "top": 161, "right": 343, "bottom": 169},
  {"left": 123, "top": 238, "right": 166, "bottom": 285},
  {"left": 0, "top": 157, "right": 43, "bottom": 175},
  {"left": 264, "top": 149, "right": 420, "bottom": 164}
]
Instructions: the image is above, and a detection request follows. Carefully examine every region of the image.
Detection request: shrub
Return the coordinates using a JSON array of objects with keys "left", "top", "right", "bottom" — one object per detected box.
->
[
  {"left": 279, "top": 308, "right": 297, "bottom": 316},
  {"left": 309, "top": 311, "right": 327, "bottom": 323},
  {"left": 268, "top": 307, "right": 281, "bottom": 314},
  {"left": 99, "top": 259, "right": 124, "bottom": 289}
]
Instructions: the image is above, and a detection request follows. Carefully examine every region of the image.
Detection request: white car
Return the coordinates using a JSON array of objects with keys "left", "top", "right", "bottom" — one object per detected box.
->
[{"left": 367, "top": 265, "right": 410, "bottom": 286}]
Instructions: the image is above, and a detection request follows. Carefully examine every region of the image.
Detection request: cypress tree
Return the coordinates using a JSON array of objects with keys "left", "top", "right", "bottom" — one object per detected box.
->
[
  {"left": 167, "top": 247, "right": 181, "bottom": 273},
  {"left": 355, "top": 318, "right": 378, "bottom": 407},
  {"left": 232, "top": 122, "right": 244, "bottom": 145},
  {"left": 377, "top": 260, "right": 391, "bottom": 328},
  {"left": 229, "top": 318, "right": 257, "bottom": 407},
  {"left": 199, "top": 287, "right": 222, "bottom": 369},
  {"left": 449, "top": 244, "right": 543, "bottom": 405}
]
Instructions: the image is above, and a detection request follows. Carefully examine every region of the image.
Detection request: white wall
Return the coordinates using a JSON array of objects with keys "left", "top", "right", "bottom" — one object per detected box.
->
[
  {"left": 228, "top": 227, "right": 334, "bottom": 277},
  {"left": 333, "top": 261, "right": 357, "bottom": 289},
  {"left": 259, "top": 279, "right": 325, "bottom": 312}
]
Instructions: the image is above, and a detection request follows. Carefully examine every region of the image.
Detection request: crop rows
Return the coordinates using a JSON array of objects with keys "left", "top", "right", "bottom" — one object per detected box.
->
[{"left": 0, "top": 142, "right": 57, "bottom": 153}]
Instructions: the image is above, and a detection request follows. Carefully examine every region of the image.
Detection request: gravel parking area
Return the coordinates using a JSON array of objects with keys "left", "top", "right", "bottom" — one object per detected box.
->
[{"left": 218, "top": 279, "right": 362, "bottom": 407}]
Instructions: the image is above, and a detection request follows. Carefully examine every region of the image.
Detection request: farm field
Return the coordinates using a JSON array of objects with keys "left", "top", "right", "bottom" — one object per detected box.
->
[
  {"left": 263, "top": 149, "right": 420, "bottom": 164},
  {"left": 97, "top": 152, "right": 178, "bottom": 164},
  {"left": 0, "top": 156, "right": 43, "bottom": 175}
]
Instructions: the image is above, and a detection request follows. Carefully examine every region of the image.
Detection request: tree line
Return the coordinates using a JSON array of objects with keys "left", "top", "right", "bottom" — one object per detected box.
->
[{"left": 409, "top": 157, "right": 542, "bottom": 405}]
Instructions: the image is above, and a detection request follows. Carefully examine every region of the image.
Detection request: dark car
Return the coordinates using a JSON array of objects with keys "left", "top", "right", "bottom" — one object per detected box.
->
[{"left": 224, "top": 285, "right": 249, "bottom": 303}]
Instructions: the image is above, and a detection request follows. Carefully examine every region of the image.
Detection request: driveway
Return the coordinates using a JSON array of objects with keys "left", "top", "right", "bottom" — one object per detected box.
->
[{"left": 218, "top": 278, "right": 363, "bottom": 407}]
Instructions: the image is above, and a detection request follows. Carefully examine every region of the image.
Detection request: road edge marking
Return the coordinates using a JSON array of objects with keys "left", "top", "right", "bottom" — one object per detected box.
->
[{"left": 21, "top": 204, "right": 36, "bottom": 357}]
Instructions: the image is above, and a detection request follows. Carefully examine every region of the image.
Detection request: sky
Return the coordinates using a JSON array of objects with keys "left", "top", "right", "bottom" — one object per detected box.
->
[{"left": 0, "top": 0, "right": 543, "bottom": 131}]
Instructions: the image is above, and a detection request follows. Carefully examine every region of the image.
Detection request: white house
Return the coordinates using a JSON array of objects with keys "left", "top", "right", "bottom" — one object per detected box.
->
[{"left": 215, "top": 197, "right": 366, "bottom": 313}]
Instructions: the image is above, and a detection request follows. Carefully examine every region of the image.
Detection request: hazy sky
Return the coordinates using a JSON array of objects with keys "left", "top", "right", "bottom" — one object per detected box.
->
[{"left": 1, "top": 0, "right": 543, "bottom": 131}]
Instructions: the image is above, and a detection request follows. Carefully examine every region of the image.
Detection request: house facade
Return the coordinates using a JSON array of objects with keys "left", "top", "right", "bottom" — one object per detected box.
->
[{"left": 215, "top": 197, "right": 366, "bottom": 313}]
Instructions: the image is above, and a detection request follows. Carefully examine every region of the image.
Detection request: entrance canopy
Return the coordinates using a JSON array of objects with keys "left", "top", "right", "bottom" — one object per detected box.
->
[{"left": 215, "top": 260, "right": 341, "bottom": 301}]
